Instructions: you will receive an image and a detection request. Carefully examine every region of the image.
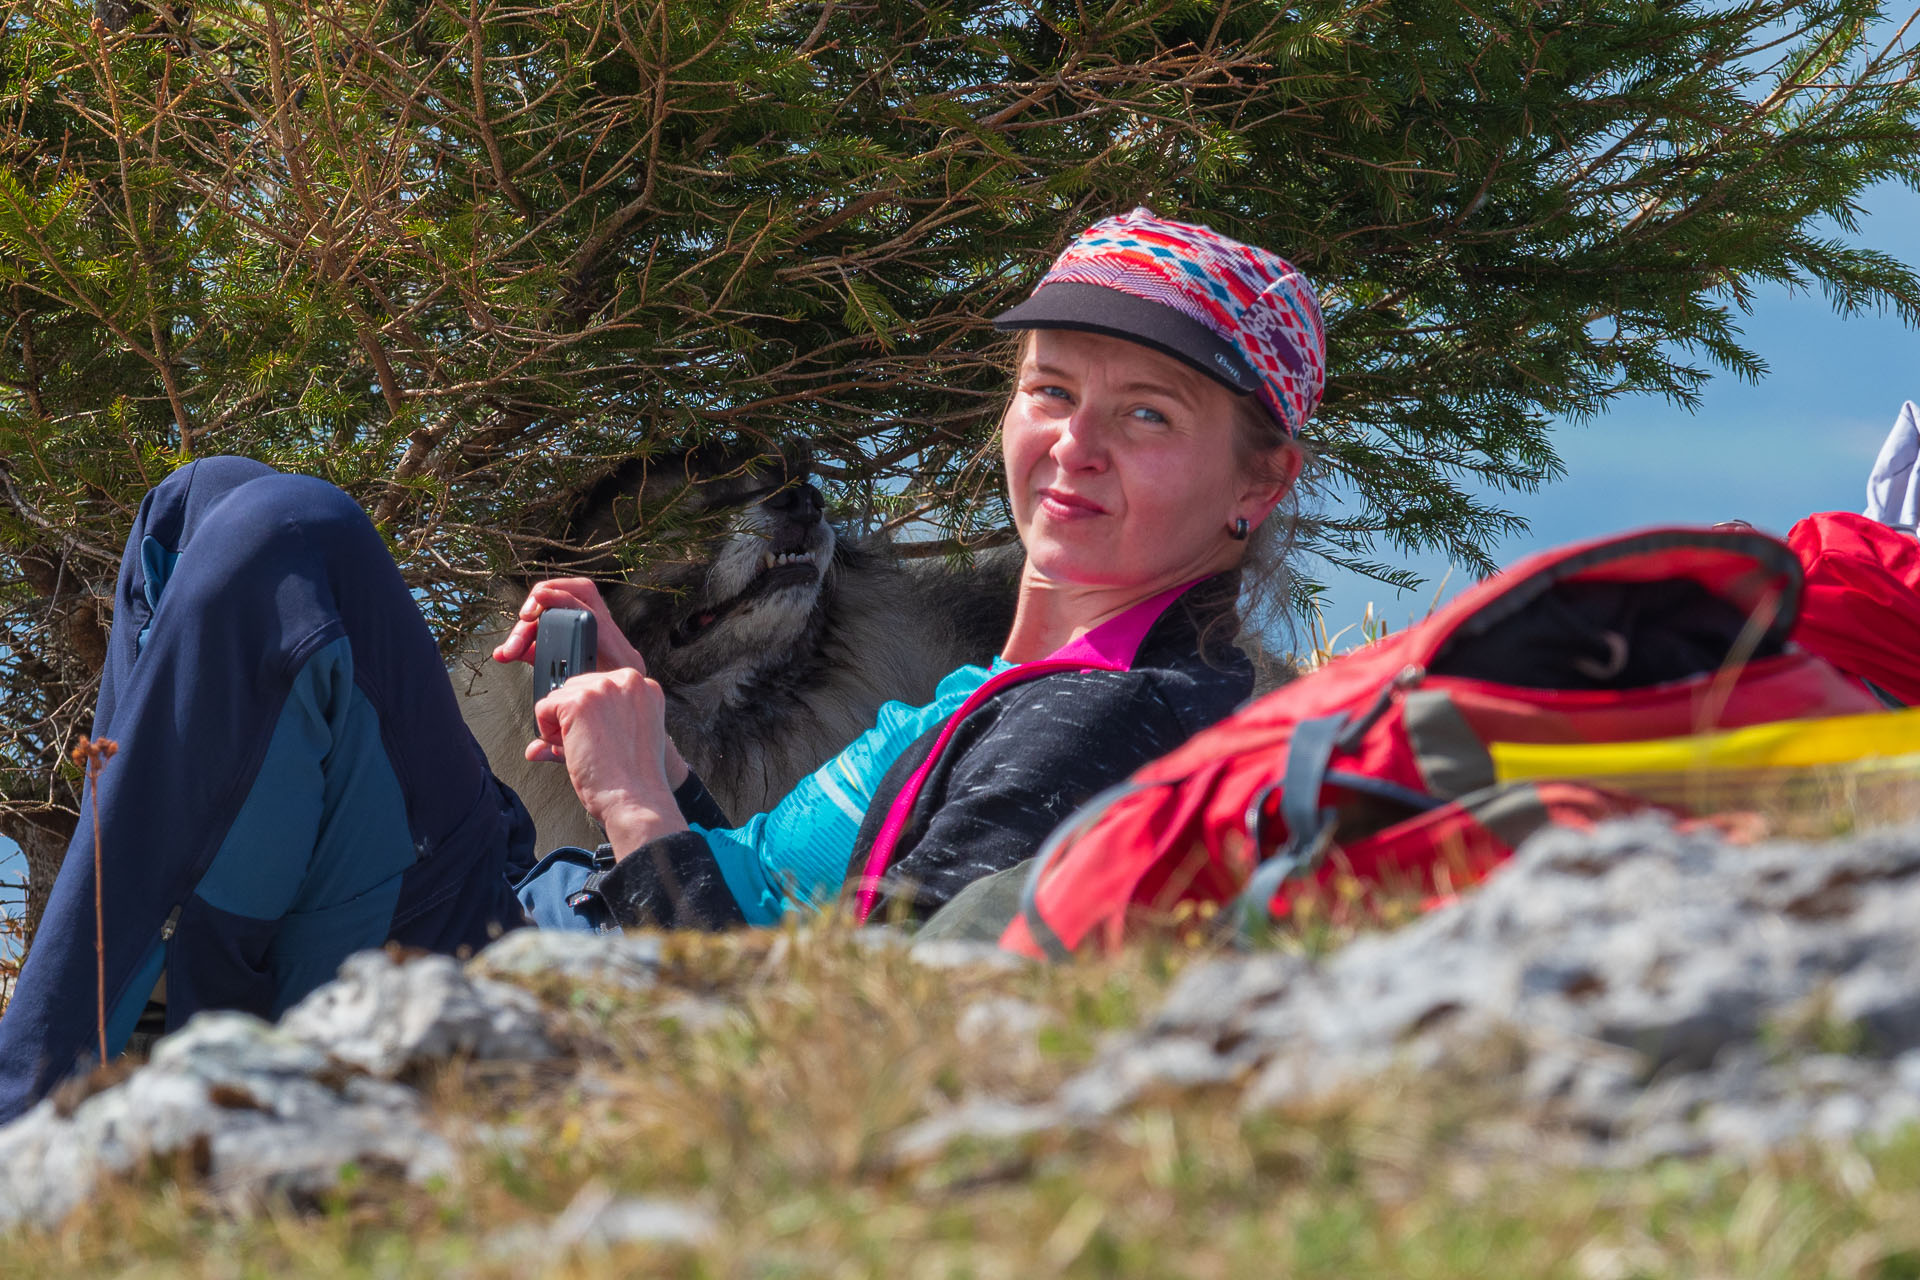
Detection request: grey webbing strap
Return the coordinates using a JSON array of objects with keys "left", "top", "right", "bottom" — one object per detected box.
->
[
  {"left": 1864, "top": 677, "right": 1906, "bottom": 709},
  {"left": 1234, "top": 820, "right": 1337, "bottom": 945},
  {"left": 1235, "top": 712, "right": 1347, "bottom": 941},
  {"left": 1279, "top": 713, "right": 1346, "bottom": 850},
  {"left": 1322, "top": 770, "right": 1442, "bottom": 813},
  {"left": 1016, "top": 779, "right": 1158, "bottom": 962}
]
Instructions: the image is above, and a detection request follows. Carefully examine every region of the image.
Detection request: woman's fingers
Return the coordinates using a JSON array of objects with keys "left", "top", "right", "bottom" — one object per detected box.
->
[
  {"left": 527, "top": 672, "right": 571, "bottom": 760},
  {"left": 493, "top": 578, "right": 599, "bottom": 665},
  {"left": 492, "top": 577, "right": 648, "bottom": 674}
]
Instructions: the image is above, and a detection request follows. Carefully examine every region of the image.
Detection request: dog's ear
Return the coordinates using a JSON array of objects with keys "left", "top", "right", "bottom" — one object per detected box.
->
[
  {"left": 679, "top": 439, "right": 815, "bottom": 503},
  {"left": 533, "top": 456, "right": 651, "bottom": 581},
  {"left": 775, "top": 439, "right": 814, "bottom": 488},
  {"left": 539, "top": 441, "right": 811, "bottom": 583}
]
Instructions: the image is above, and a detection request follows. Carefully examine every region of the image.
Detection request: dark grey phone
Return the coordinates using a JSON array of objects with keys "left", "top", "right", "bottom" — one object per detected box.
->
[{"left": 532, "top": 608, "right": 598, "bottom": 702}]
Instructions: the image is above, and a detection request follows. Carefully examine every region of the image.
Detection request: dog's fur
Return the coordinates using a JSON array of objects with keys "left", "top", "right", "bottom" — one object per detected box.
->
[{"left": 455, "top": 450, "right": 1019, "bottom": 851}]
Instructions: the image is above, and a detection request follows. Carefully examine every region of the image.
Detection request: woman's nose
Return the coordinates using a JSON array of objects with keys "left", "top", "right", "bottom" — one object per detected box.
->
[{"left": 1050, "top": 407, "right": 1108, "bottom": 471}]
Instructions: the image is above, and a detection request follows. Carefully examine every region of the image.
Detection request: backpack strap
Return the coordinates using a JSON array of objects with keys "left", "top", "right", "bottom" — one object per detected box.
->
[
  {"left": 1014, "top": 779, "right": 1160, "bottom": 961},
  {"left": 853, "top": 657, "right": 1093, "bottom": 922},
  {"left": 1234, "top": 711, "right": 1348, "bottom": 941},
  {"left": 1322, "top": 772, "right": 1444, "bottom": 813},
  {"left": 1863, "top": 677, "right": 1906, "bottom": 709},
  {"left": 854, "top": 578, "right": 1204, "bottom": 923},
  {"left": 1012, "top": 672, "right": 1443, "bottom": 957}
]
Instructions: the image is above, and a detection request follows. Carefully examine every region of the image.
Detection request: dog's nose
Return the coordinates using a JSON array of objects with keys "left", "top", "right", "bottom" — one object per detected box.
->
[{"left": 766, "top": 482, "right": 824, "bottom": 524}]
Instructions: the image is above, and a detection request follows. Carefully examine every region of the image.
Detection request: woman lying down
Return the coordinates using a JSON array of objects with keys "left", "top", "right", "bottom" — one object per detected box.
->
[{"left": 0, "top": 210, "right": 1326, "bottom": 1121}]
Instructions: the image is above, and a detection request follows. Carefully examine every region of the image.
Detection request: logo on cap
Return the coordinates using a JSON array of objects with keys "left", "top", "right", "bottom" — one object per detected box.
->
[{"left": 1212, "top": 351, "right": 1252, "bottom": 387}]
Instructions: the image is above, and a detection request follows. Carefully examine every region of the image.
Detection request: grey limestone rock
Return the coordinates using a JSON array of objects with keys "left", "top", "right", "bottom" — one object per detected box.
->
[
  {"left": 0, "top": 1012, "right": 452, "bottom": 1232},
  {"left": 280, "top": 948, "right": 553, "bottom": 1078},
  {"left": 650, "top": 993, "right": 742, "bottom": 1032},
  {"left": 547, "top": 1179, "right": 718, "bottom": 1250},
  {"left": 908, "top": 938, "right": 1027, "bottom": 971},
  {"left": 486, "top": 1180, "right": 718, "bottom": 1258},
  {"left": 1010, "top": 817, "right": 1920, "bottom": 1163},
  {"left": 0, "top": 946, "right": 561, "bottom": 1231},
  {"left": 955, "top": 997, "right": 1054, "bottom": 1047},
  {"left": 468, "top": 927, "right": 663, "bottom": 992},
  {"left": 888, "top": 1098, "right": 1068, "bottom": 1165}
]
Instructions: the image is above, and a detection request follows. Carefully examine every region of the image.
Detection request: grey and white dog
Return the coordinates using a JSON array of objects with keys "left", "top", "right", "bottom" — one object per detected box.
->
[{"left": 455, "top": 449, "right": 1018, "bottom": 850}]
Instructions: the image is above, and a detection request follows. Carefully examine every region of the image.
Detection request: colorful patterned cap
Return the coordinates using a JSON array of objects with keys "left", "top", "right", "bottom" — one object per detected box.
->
[{"left": 993, "top": 208, "right": 1326, "bottom": 436}]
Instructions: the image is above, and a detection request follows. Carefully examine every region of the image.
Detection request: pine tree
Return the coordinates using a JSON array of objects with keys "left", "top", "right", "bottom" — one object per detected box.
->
[{"left": 3, "top": 0, "right": 1919, "bottom": 917}]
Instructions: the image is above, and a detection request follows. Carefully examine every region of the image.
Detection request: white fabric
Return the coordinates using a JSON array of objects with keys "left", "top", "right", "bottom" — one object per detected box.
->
[{"left": 1864, "top": 400, "right": 1920, "bottom": 528}]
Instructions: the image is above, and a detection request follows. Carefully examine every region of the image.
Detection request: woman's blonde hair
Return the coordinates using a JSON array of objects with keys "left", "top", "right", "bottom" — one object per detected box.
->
[{"left": 1223, "top": 394, "right": 1309, "bottom": 644}]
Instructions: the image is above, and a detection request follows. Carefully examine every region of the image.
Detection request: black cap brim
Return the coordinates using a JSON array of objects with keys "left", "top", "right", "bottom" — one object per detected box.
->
[{"left": 992, "top": 281, "right": 1257, "bottom": 396}]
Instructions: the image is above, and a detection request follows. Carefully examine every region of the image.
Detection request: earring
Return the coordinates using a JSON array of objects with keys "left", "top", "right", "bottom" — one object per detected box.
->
[{"left": 1229, "top": 516, "right": 1250, "bottom": 541}]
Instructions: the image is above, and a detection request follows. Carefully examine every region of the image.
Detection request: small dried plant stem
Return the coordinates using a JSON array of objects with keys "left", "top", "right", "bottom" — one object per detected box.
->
[{"left": 71, "top": 737, "right": 119, "bottom": 1066}]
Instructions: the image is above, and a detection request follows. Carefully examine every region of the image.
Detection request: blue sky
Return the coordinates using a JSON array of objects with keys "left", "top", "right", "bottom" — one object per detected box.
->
[
  {"left": 1308, "top": 179, "right": 1920, "bottom": 637},
  {"left": 3, "top": 180, "right": 1917, "bottom": 905}
]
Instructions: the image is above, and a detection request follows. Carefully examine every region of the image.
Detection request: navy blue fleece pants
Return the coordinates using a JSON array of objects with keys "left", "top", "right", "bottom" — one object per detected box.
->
[{"left": 0, "top": 458, "right": 535, "bottom": 1122}]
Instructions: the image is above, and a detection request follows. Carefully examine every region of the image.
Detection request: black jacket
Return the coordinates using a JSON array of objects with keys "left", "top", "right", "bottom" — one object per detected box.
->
[{"left": 584, "top": 575, "right": 1253, "bottom": 929}]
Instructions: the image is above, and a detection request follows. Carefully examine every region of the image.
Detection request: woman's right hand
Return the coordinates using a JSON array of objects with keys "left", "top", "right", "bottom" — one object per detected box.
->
[
  {"left": 492, "top": 577, "right": 648, "bottom": 674},
  {"left": 529, "top": 666, "right": 690, "bottom": 856}
]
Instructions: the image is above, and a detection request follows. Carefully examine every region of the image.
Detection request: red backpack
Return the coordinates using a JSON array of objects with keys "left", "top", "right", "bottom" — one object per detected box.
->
[
  {"left": 1000, "top": 527, "right": 1889, "bottom": 959},
  {"left": 1788, "top": 510, "right": 1920, "bottom": 707}
]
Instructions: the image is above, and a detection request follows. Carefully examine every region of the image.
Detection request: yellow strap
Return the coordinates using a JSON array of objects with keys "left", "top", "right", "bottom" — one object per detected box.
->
[{"left": 1489, "top": 707, "right": 1920, "bottom": 781}]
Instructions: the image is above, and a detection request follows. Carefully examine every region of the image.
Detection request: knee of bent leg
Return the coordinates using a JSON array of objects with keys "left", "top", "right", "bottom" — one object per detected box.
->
[
  {"left": 271, "top": 475, "right": 378, "bottom": 551},
  {"left": 221, "top": 474, "right": 381, "bottom": 563},
  {"left": 169, "top": 473, "right": 385, "bottom": 605}
]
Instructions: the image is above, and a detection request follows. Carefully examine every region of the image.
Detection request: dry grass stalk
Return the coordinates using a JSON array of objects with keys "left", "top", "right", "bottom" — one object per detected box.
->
[{"left": 69, "top": 735, "right": 118, "bottom": 1067}]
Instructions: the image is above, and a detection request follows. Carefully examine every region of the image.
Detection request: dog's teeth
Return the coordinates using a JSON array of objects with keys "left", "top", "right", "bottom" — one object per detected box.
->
[{"left": 763, "top": 553, "right": 776, "bottom": 570}]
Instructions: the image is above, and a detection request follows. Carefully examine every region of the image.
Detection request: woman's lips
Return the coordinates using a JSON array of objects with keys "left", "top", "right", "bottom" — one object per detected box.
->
[{"left": 1037, "top": 488, "right": 1108, "bottom": 519}]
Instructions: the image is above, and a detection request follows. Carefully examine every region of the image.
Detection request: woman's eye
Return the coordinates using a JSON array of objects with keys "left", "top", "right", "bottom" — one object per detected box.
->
[
  {"left": 1130, "top": 405, "right": 1169, "bottom": 425},
  {"left": 1034, "top": 384, "right": 1073, "bottom": 403}
]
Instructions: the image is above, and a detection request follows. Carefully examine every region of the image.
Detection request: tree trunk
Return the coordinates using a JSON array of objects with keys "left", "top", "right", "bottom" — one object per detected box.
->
[{"left": 2, "top": 812, "right": 76, "bottom": 949}]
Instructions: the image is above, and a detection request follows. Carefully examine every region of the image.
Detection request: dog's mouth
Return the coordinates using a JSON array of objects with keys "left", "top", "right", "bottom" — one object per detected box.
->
[
  {"left": 668, "top": 534, "right": 829, "bottom": 648},
  {"left": 758, "top": 548, "right": 822, "bottom": 588}
]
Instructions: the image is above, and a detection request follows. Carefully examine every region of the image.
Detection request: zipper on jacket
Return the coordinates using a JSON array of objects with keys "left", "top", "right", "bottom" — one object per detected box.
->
[{"left": 159, "top": 904, "right": 182, "bottom": 941}]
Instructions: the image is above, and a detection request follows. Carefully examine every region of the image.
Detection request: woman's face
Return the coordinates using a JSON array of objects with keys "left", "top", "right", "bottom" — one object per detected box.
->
[{"left": 1001, "top": 328, "right": 1293, "bottom": 594}]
